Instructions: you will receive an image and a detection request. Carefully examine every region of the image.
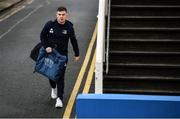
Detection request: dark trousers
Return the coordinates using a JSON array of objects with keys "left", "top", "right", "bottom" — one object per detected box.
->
[{"left": 49, "top": 65, "right": 66, "bottom": 100}]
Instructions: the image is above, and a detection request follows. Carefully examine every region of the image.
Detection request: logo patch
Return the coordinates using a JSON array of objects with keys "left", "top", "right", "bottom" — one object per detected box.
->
[
  {"left": 62, "top": 30, "right": 67, "bottom": 34},
  {"left": 49, "top": 28, "right": 54, "bottom": 33}
]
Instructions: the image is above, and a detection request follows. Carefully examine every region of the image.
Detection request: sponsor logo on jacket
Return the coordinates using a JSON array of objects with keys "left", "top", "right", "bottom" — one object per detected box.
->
[
  {"left": 62, "top": 30, "right": 67, "bottom": 35},
  {"left": 49, "top": 28, "right": 54, "bottom": 33}
]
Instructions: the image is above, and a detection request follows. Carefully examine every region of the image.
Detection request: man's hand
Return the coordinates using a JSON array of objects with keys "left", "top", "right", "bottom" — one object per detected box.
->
[
  {"left": 46, "top": 47, "right": 52, "bottom": 53},
  {"left": 74, "top": 56, "right": 80, "bottom": 62}
]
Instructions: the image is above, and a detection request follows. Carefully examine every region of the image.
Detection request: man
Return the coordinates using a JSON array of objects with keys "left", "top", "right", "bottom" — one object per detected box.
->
[{"left": 40, "top": 6, "right": 80, "bottom": 108}]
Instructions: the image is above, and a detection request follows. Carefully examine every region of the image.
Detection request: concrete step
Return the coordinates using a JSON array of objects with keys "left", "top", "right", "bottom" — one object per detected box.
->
[
  {"left": 109, "top": 50, "right": 180, "bottom": 64},
  {"left": 111, "top": 17, "right": 180, "bottom": 28},
  {"left": 106, "top": 62, "right": 180, "bottom": 77},
  {"left": 109, "top": 40, "right": 180, "bottom": 52},
  {"left": 111, "top": 6, "right": 180, "bottom": 16},
  {"left": 104, "top": 0, "right": 180, "bottom": 95},
  {"left": 111, "top": 0, "right": 180, "bottom": 5},
  {"left": 110, "top": 29, "right": 180, "bottom": 39}
]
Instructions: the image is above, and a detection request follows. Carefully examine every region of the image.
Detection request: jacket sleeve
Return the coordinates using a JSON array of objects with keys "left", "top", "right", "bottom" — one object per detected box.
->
[
  {"left": 69, "top": 25, "right": 80, "bottom": 57},
  {"left": 40, "top": 21, "right": 52, "bottom": 49}
]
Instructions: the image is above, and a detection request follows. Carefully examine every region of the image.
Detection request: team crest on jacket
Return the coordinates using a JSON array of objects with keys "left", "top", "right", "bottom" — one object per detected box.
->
[
  {"left": 49, "top": 28, "right": 54, "bottom": 33},
  {"left": 62, "top": 30, "right": 67, "bottom": 34}
]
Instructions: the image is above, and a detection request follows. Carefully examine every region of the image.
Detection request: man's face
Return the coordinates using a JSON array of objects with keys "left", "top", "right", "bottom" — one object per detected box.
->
[{"left": 56, "top": 11, "right": 67, "bottom": 24}]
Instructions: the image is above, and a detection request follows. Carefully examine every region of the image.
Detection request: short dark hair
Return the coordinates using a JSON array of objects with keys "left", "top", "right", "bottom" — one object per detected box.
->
[{"left": 57, "top": 6, "right": 67, "bottom": 12}]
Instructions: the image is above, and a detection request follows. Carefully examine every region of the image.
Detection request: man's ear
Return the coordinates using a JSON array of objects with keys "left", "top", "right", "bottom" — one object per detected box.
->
[{"left": 66, "top": 14, "right": 69, "bottom": 20}]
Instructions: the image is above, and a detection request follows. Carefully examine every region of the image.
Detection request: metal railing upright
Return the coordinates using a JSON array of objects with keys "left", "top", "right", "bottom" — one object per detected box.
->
[
  {"left": 95, "top": 0, "right": 110, "bottom": 94},
  {"left": 106, "top": 0, "right": 111, "bottom": 74}
]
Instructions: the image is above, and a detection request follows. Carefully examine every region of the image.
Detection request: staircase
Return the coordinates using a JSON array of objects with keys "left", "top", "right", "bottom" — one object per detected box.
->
[{"left": 103, "top": 0, "right": 180, "bottom": 95}]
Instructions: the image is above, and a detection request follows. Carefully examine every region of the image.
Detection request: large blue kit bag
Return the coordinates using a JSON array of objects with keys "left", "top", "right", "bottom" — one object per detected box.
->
[{"left": 34, "top": 47, "right": 67, "bottom": 81}]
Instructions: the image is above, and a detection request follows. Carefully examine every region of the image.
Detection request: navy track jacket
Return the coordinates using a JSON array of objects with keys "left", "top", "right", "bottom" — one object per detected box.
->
[{"left": 40, "top": 19, "right": 79, "bottom": 57}]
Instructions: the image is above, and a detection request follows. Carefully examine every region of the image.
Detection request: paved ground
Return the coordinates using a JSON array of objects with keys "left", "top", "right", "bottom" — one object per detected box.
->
[
  {"left": 0, "top": 0, "right": 24, "bottom": 12},
  {"left": 0, "top": 0, "right": 98, "bottom": 118}
]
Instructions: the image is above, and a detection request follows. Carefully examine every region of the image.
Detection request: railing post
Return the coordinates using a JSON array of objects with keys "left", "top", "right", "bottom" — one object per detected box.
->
[
  {"left": 106, "top": 0, "right": 111, "bottom": 74},
  {"left": 95, "top": 0, "right": 106, "bottom": 94}
]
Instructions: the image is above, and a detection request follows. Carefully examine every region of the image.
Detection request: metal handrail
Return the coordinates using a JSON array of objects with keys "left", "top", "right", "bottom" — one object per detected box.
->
[
  {"left": 106, "top": 0, "right": 111, "bottom": 74},
  {"left": 95, "top": 0, "right": 107, "bottom": 94}
]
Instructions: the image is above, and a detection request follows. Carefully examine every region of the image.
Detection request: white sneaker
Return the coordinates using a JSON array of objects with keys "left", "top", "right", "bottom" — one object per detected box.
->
[
  {"left": 51, "top": 88, "right": 57, "bottom": 99},
  {"left": 55, "top": 98, "right": 63, "bottom": 108}
]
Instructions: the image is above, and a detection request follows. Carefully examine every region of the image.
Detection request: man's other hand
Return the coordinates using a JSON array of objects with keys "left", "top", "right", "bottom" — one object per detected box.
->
[
  {"left": 46, "top": 47, "right": 52, "bottom": 53},
  {"left": 74, "top": 56, "right": 80, "bottom": 62}
]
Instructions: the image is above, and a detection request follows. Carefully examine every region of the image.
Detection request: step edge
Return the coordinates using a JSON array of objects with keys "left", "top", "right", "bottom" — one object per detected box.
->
[
  {"left": 103, "top": 89, "right": 180, "bottom": 95},
  {"left": 104, "top": 75, "right": 180, "bottom": 80},
  {"left": 110, "top": 27, "right": 180, "bottom": 30},
  {"left": 109, "top": 38, "right": 180, "bottom": 42},
  {"left": 111, "top": 5, "right": 180, "bottom": 8},
  {"left": 111, "top": 16, "right": 180, "bottom": 19},
  {"left": 109, "top": 51, "right": 180, "bottom": 55},
  {"left": 108, "top": 62, "right": 180, "bottom": 67}
]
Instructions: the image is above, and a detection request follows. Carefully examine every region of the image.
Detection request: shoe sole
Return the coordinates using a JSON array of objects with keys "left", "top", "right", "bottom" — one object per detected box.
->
[
  {"left": 55, "top": 106, "right": 63, "bottom": 108},
  {"left": 51, "top": 97, "right": 57, "bottom": 99}
]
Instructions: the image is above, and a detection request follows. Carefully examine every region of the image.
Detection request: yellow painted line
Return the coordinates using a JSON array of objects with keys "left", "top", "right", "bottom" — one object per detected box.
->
[
  {"left": 0, "top": 0, "right": 34, "bottom": 22},
  {"left": 63, "top": 22, "right": 97, "bottom": 118},
  {"left": 0, "top": 6, "right": 25, "bottom": 22},
  {"left": 82, "top": 50, "right": 96, "bottom": 94}
]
